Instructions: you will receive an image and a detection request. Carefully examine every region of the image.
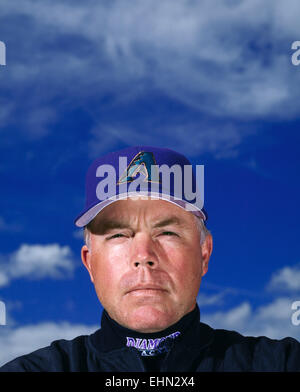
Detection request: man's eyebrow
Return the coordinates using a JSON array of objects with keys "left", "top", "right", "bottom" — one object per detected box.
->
[{"left": 152, "top": 216, "right": 184, "bottom": 228}]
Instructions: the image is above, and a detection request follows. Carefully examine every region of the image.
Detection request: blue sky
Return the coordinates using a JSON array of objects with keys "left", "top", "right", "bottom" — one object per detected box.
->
[{"left": 1, "top": 0, "right": 300, "bottom": 365}]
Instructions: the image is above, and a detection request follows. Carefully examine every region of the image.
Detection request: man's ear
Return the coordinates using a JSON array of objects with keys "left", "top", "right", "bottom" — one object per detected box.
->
[
  {"left": 81, "top": 245, "right": 94, "bottom": 283},
  {"left": 200, "top": 234, "right": 213, "bottom": 277}
]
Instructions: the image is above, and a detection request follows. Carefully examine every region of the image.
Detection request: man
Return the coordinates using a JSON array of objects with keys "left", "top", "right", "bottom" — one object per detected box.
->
[{"left": 1, "top": 145, "right": 300, "bottom": 372}]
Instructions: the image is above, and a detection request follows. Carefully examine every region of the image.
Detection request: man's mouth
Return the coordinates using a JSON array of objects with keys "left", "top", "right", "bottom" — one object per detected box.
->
[{"left": 126, "top": 285, "right": 168, "bottom": 295}]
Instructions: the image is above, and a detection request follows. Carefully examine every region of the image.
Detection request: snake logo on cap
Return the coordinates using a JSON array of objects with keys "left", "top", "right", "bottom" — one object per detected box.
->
[{"left": 117, "top": 151, "right": 161, "bottom": 185}]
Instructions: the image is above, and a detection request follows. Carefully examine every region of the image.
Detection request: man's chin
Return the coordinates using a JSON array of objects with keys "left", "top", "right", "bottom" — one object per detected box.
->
[{"left": 123, "top": 305, "right": 177, "bottom": 333}]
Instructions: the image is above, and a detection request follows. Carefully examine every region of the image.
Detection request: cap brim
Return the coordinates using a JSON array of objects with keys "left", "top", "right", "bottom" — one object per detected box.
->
[{"left": 74, "top": 192, "right": 207, "bottom": 227}]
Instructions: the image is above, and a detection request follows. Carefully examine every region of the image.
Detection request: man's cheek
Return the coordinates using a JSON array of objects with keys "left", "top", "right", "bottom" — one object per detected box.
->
[{"left": 94, "top": 260, "right": 123, "bottom": 294}]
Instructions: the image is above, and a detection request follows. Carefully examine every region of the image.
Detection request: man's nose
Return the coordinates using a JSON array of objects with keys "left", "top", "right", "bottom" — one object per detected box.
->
[{"left": 130, "top": 233, "right": 159, "bottom": 269}]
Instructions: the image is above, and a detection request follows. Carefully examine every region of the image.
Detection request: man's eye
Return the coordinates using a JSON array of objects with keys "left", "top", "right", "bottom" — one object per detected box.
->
[
  {"left": 107, "top": 233, "right": 126, "bottom": 240},
  {"left": 161, "top": 231, "right": 177, "bottom": 236}
]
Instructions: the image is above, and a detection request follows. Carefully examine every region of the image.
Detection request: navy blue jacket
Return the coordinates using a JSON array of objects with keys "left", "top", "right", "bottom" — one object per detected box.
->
[{"left": 1, "top": 306, "right": 300, "bottom": 372}]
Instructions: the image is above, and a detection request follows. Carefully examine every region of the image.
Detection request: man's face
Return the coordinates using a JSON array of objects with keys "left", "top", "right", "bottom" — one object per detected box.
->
[{"left": 81, "top": 198, "right": 212, "bottom": 333}]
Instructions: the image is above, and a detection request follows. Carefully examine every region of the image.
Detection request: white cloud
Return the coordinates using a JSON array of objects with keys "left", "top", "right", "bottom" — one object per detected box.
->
[
  {"left": 0, "top": 272, "right": 9, "bottom": 288},
  {"left": 202, "top": 302, "right": 251, "bottom": 331},
  {"left": 267, "top": 265, "right": 300, "bottom": 293},
  {"left": 201, "top": 265, "right": 300, "bottom": 340},
  {"left": 0, "top": 301, "right": 6, "bottom": 326},
  {"left": 0, "top": 244, "right": 77, "bottom": 287},
  {"left": 201, "top": 297, "right": 300, "bottom": 341},
  {"left": 197, "top": 291, "right": 228, "bottom": 307},
  {"left": 0, "top": 321, "right": 98, "bottom": 367},
  {"left": 1, "top": 0, "right": 300, "bottom": 149},
  {"left": 88, "top": 121, "right": 252, "bottom": 159}
]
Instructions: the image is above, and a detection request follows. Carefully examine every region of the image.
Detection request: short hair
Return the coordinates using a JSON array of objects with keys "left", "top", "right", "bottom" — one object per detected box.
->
[
  {"left": 83, "top": 224, "right": 91, "bottom": 250},
  {"left": 83, "top": 214, "right": 210, "bottom": 251},
  {"left": 196, "top": 216, "right": 211, "bottom": 245}
]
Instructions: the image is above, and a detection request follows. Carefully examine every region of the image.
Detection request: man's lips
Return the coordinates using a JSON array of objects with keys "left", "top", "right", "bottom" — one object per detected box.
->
[{"left": 125, "top": 285, "right": 168, "bottom": 295}]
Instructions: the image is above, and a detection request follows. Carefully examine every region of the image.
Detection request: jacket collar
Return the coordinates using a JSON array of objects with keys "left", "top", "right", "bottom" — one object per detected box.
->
[{"left": 89, "top": 305, "right": 214, "bottom": 355}]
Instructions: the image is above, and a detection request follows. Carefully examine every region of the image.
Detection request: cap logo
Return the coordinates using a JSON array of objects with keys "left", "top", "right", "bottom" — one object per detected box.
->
[{"left": 117, "top": 151, "right": 160, "bottom": 185}]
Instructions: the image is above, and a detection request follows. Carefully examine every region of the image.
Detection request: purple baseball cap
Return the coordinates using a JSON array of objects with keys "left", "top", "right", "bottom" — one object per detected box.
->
[{"left": 74, "top": 146, "right": 207, "bottom": 227}]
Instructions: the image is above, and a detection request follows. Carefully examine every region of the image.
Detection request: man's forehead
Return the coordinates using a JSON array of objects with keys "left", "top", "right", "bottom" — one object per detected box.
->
[{"left": 89, "top": 199, "right": 193, "bottom": 232}]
